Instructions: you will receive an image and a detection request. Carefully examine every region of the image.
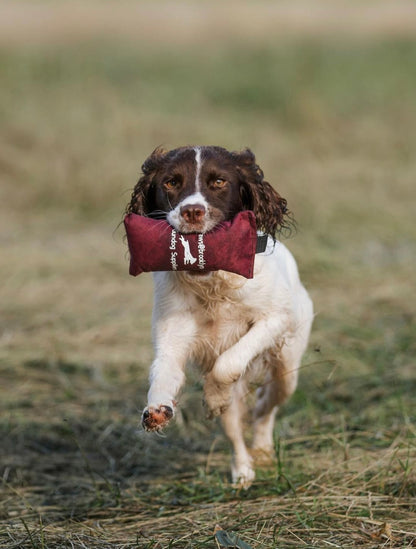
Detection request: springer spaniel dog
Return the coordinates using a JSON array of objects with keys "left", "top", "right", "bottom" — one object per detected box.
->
[{"left": 126, "top": 146, "right": 313, "bottom": 486}]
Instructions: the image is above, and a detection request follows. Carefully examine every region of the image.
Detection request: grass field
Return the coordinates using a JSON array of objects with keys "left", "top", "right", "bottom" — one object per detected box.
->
[{"left": 1, "top": 3, "right": 415, "bottom": 548}]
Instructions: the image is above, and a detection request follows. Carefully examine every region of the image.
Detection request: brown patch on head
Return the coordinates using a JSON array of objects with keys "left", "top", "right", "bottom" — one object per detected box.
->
[
  {"left": 126, "top": 146, "right": 291, "bottom": 238},
  {"left": 126, "top": 147, "right": 198, "bottom": 217},
  {"left": 126, "top": 147, "right": 167, "bottom": 216},
  {"left": 232, "top": 148, "right": 290, "bottom": 238}
]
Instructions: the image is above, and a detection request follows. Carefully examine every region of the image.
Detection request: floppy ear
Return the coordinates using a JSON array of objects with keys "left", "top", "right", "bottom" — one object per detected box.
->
[
  {"left": 126, "top": 147, "right": 167, "bottom": 215},
  {"left": 235, "top": 148, "right": 290, "bottom": 238}
]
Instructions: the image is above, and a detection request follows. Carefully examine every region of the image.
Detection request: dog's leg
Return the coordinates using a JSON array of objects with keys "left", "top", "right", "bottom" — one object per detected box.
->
[
  {"left": 208, "top": 291, "right": 313, "bottom": 418},
  {"left": 220, "top": 380, "right": 255, "bottom": 488},
  {"left": 252, "top": 309, "right": 312, "bottom": 461},
  {"left": 204, "top": 372, "right": 233, "bottom": 419},
  {"left": 205, "top": 314, "right": 289, "bottom": 416},
  {"left": 252, "top": 404, "right": 279, "bottom": 465},
  {"left": 142, "top": 312, "right": 197, "bottom": 432},
  {"left": 251, "top": 371, "right": 296, "bottom": 463}
]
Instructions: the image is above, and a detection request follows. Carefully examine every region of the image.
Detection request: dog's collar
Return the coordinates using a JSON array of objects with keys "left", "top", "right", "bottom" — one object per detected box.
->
[{"left": 255, "top": 234, "right": 268, "bottom": 254}]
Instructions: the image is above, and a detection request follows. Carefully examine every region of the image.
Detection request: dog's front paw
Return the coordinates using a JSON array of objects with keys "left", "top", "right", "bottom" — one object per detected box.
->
[
  {"left": 141, "top": 405, "right": 174, "bottom": 431},
  {"left": 204, "top": 377, "right": 232, "bottom": 419}
]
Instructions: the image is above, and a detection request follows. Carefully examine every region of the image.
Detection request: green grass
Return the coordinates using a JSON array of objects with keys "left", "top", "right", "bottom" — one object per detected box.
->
[{"left": 0, "top": 18, "right": 415, "bottom": 549}]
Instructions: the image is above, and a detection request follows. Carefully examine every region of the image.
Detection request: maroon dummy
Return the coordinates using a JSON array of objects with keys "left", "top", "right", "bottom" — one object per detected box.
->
[{"left": 124, "top": 210, "right": 260, "bottom": 279}]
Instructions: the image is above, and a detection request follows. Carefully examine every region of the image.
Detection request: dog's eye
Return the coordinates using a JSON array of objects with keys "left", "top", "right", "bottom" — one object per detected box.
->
[
  {"left": 213, "top": 178, "right": 227, "bottom": 189},
  {"left": 164, "top": 179, "right": 179, "bottom": 190}
]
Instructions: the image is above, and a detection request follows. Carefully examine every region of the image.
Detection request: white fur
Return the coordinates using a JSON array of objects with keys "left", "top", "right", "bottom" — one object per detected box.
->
[
  {"left": 166, "top": 192, "right": 215, "bottom": 232},
  {"left": 194, "top": 146, "right": 202, "bottom": 192},
  {"left": 144, "top": 238, "right": 313, "bottom": 486}
]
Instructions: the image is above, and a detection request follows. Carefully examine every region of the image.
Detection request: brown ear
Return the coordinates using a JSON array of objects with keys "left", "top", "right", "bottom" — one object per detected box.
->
[
  {"left": 235, "top": 148, "right": 290, "bottom": 238},
  {"left": 125, "top": 147, "right": 167, "bottom": 215}
]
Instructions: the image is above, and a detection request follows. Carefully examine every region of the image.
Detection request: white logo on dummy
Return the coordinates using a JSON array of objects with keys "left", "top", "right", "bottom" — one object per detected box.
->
[
  {"left": 179, "top": 235, "right": 197, "bottom": 265},
  {"left": 169, "top": 229, "right": 178, "bottom": 270},
  {"left": 197, "top": 234, "right": 206, "bottom": 270},
  {"left": 169, "top": 230, "right": 206, "bottom": 270}
]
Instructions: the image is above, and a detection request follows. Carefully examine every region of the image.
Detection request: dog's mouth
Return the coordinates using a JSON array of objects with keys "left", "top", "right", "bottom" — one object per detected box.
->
[
  {"left": 174, "top": 220, "right": 218, "bottom": 234},
  {"left": 147, "top": 211, "right": 210, "bottom": 233},
  {"left": 168, "top": 214, "right": 224, "bottom": 235},
  {"left": 162, "top": 201, "right": 226, "bottom": 235}
]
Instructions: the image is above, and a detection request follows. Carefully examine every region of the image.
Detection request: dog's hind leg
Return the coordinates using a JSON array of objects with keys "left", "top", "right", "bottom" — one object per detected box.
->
[
  {"left": 253, "top": 297, "right": 313, "bottom": 461},
  {"left": 251, "top": 348, "right": 299, "bottom": 461},
  {"left": 220, "top": 379, "right": 254, "bottom": 488}
]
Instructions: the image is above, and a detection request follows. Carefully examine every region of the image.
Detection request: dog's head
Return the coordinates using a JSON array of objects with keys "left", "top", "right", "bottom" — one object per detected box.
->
[{"left": 126, "top": 146, "right": 289, "bottom": 237}]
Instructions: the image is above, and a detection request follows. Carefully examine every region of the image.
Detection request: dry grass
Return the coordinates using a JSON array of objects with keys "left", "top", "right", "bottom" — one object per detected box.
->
[
  {"left": 2, "top": 418, "right": 415, "bottom": 547},
  {"left": 1, "top": 3, "right": 416, "bottom": 547}
]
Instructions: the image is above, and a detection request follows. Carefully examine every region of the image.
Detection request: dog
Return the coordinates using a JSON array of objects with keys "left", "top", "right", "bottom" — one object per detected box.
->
[{"left": 126, "top": 146, "right": 313, "bottom": 486}]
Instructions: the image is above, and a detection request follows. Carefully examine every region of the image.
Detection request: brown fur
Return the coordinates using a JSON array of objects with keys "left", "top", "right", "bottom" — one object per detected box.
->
[{"left": 126, "top": 146, "right": 290, "bottom": 239}]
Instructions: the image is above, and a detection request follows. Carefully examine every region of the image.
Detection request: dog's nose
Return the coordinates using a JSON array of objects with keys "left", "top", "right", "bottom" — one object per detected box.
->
[{"left": 180, "top": 204, "right": 206, "bottom": 224}]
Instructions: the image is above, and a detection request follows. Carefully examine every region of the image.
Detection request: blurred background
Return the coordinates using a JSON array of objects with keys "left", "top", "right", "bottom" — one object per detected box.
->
[{"left": 1, "top": 1, "right": 415, "bottom": 546}]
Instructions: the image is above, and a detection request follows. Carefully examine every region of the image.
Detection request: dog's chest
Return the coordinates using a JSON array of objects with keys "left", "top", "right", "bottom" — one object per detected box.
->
[
  {"left": 189, "top": 295, "right": 253, "bottom": 367},
  {"left": 175, "top": 272, "right": 255, "bottom": 367}
]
